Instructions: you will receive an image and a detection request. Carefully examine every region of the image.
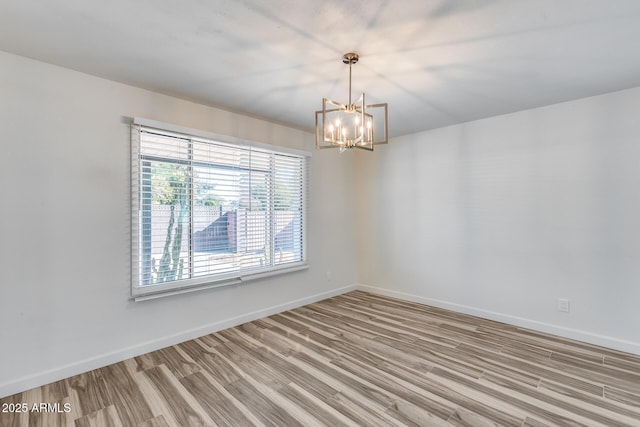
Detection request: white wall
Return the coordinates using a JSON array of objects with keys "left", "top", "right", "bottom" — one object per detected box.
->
[
  {"left": 356, "top": 87, "right": 640, "bottom": 354},
  {"left": 0, "top": 50, "right": 358, "bottom": 397},
  {"left": 3, "top": 47, "right": 638, "bottom": 398}
]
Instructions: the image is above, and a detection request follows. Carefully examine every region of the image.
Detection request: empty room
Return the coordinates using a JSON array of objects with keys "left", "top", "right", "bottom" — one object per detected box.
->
[{"left": 1, "top": 1, "right": 639, "bottom": 426}]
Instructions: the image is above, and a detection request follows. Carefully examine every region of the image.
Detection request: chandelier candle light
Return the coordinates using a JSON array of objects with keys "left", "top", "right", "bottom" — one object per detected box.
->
[{"left": 316, "top": 52, "right": 388, "bottom": 152}]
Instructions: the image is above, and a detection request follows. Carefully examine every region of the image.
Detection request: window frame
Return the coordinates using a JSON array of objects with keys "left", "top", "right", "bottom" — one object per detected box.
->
[{"left": 131, "top": 117, "right": 309, "bottom": 301}]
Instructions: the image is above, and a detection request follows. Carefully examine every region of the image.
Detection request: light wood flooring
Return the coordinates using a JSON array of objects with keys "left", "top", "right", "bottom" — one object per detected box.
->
[{"left": 2, "top": 291, "right": 639, "bottom": 426}]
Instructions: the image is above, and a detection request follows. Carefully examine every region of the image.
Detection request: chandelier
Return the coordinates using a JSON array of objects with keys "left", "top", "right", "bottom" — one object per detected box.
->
[{"left": 316, "top": 52, "right": 388, "bottom": 152}]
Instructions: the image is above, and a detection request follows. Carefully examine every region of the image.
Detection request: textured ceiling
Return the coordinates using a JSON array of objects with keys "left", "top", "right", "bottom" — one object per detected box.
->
[{"left": 2, "top": 0, "right": 640, "bottom": 137}]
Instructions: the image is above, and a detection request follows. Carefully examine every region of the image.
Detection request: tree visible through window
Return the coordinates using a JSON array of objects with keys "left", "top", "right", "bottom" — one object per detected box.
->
[{"left": 132, "top": 122, "right": 307, "bottom": 298}]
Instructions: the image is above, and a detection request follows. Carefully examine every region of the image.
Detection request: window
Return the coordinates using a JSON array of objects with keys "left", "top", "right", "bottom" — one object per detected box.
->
[{"left": 131, "top": 118, "right": 308, "bottom": 300}]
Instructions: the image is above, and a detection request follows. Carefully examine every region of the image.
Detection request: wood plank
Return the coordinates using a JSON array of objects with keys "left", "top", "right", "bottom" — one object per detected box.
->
[
  {"left": 136, "top": 415, "right": 171, "bottom": 427},
  {"left": 224, "top": 378, "right": 304, "bottom": 427},
  {"left": 179, "top": 372, "right": 256, "bottom": 427},
  {"left": 374, "top": 335, "right": 485, "bottom": 379},
  {"left": 140, "top": 365, "right": 213, "bottom": 426},
  {"left": 66, "top": 370, "right": 112, "bottom": 418},
  {"left": 197, "top": 333, "right": 227, "bottom": 348},
  {"left": 334, "top": 329, "right": 433, "bottom": 373},
  {"left": 292, "top": 352, "right": 397, "bottom": 410},
  {"left": 6, "top": 291, "right": 640, "bottom": 427},
  {"left": 276, "top": 383, "right": 353, "bottom": 427},
  {"left": 500, "top": 341, "right": 553, "bottom": 361},
  {"left": 328, "top": 299, "right": 461, "bottom": 348},
  {"left": 237, "top": 322, "right": 297, "bottom": 355},
  {"left": 459, "top": 340, "right": 604, "bottom": 396},
  {"left": 453, "top": 343, "right": 541, "bottom": 387},
  {"left": 523, "top": 417, "right": 552, "bottom": 427},
  {"left": 177, "top": 340, "right": 243, "bottom": 386},
  {"left": 447, "top": 406, "right": 506, "bottom": 427},
  {"left": 385, "top": 399, "right": 453, "bottom": 427},
  {"left": 306, "top": 304, "right": 420, "bottom": 344},
  {"left": 213, "top": 340, "right": 290, "bottom": 391},
  {"left": 258, "top": 320, "right": 341, "bottom": 362},
  {"left": 509, "top": 326, "right": 631, "bottom": 361},
  {"left": 134, "top": 346, "right": 200, "bottom": 378},
  {"left": 40, "top": 379, "right": 68, "bottom": 405},
  {"left": 539, "top": 379, "right": 640, "bottom": 421},
  {"left": 476, "top": 370, "right": 631, "bottom": 426},
  {"left": 99, "top": 362, "right": 154, "bottom": 426},
  {"left": 444, "top": 369, "right": 591, "bottom": 426},
  {"left": 329, "top": 357, "right": 455, "bottom": 421},
  {"left": 74, "top": 405, "right": 123, "bottom": 427},
  {"left": 604, "top": 386, "right": 640, "bottom": 409},
  {"left": 604, "top": 355, "right": 640, "bottom": 373}
]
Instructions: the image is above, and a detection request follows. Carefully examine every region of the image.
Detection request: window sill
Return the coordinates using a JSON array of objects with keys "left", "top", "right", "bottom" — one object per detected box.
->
[{"left": 132, "top": 262, "right": 309, "bottom": 302}]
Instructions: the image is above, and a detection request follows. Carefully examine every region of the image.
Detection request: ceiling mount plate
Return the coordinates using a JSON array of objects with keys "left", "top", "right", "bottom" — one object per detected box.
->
[{"left": 342, "top": 52, "right": 359, "bottom": 65}]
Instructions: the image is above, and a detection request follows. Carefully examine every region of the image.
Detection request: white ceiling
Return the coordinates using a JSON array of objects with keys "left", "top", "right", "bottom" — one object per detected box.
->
[{"left": 2, "top": 0, "right": 640, "bottom": 137}]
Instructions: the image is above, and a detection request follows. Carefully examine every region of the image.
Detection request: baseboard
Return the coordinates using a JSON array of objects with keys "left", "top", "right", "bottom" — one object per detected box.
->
[
  {"left": 356, "top": 284, "right": 640, "bottom": 356},
  {"left": 0, "top": 284, "right": 356, "bottom": 398}
]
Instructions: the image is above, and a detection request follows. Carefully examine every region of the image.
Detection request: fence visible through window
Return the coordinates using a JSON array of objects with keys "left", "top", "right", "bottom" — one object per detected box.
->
[{"left": 146, "top": 205, "right": 301, "bottom": 283}]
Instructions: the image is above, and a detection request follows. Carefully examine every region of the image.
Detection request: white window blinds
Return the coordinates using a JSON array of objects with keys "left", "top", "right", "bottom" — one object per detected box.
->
[{"left": 131, "top": 119, "right": 308, "bottom": 300}]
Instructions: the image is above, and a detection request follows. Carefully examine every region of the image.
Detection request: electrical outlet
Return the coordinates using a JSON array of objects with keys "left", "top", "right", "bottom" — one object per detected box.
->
[
  {"left": 558, "top": 298, "right": 570, "bottom": 313},
  {"left": 326, "top": 270, "right": 332, "bottom": 282}
]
